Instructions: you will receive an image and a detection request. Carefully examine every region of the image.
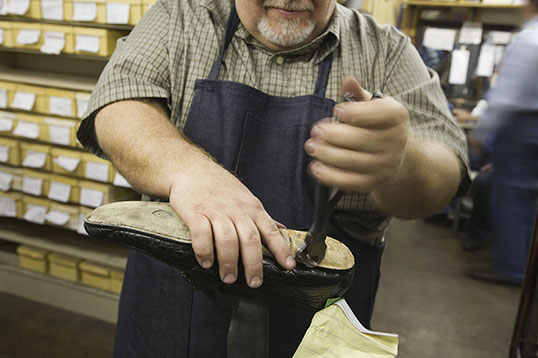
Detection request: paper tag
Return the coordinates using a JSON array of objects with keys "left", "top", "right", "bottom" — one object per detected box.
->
[
  {"left": 23, "top": 150, "right": 47, "bottom": 168},
  {"left": 0, "top": 28, "right": 4, "bottom": 45},
  {"left": 80, "top": 187, "right": 103, "bottom": 208},
  {"left": 46, "top": 209, "right": 70, "bottom": 225},
  {"left": 449, "top": 49, "right": 470, "bottom": 85},
  {"left": 11, "top": 91, "right": 36, "bottom": 111},
  {"left": 24, "top": 204, "right": 47, "bottom": 224},
  {"left": 489, "top": 31, "right": 512, "bottom": 45},
  {"left": 423, "top": 28, "right": 456, "bottom": 51},
  {"left": 72, "top": 1, "right": 97, "bottom": 21},
  {"left": 76, "top": 96, "right": 89, "bottom": 118},
  {"left": 85, "top": 161, "right": 109, "bottom": 182},
  {"left": 49, "top": 125, "right": 71, "bottom": 145},
  {"left": 77, "top": 212, "right": 88, "bottom": 235},
  {"left": 0, "top": 146, "right": 9, "bottom": 163},
  {"left": 7, "top": 0, "right": 30, "bottom": 15},
  {"left": 476, "top": 44, "right": 496, "bottom": 77},
  {"left": 41, "top": 0, "right": 63, "bottom": 20},
  {"left": 0, "top": 172, "right": 13, "bottom": 191},
  {"left": 113, "top": 172, "right": 131, "bottom": 188},
  {"left": 22, "top": 175, "right": 43, "bottom": 196},
  {"left": 106, "top": 2, "right": 130, "bottom": 24},
  {"left": 13, "top": 120, "right": 39, "bottom": 139},
  {"left": 0, "top": 88, "right": 7, "bottom": 108},
  {"left": 459, "top": 22, "right": 483, "bottom": 45},
  {"left": 41, "top": 31, "right": 66, "bottom": 55},
  {"left": 75, "top": 34, "right": 99, "bottom": 53},
  {"left": 48, "top": 181, "right": 71, "bottom": 203},
  {"left": 17, "top": 29, "right": 41, "bottom": 45},
  {"left": 0, "top": 117, "right": 13, "bottom": 132},
  {"left": 0, "top": 197, "right": 17, "bottom": 217},
  {"left": 0, "top": 0, "right": 7, "bottom": 15},
  {"left": 54, "top": 156, "right": 80, "bottom": 172},
  {"left": 49, "top": 95, "right": 72, "bottom": 117}
]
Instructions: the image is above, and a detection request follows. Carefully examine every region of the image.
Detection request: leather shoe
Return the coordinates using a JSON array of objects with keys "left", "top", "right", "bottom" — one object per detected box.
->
[{"left": 468, "top": 268, "right": 523, "bottom": 286}]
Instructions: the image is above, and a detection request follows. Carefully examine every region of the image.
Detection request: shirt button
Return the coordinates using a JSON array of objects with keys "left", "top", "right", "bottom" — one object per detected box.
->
[{"left": 276, "top": 56, "right": 284, "bottom": 65}]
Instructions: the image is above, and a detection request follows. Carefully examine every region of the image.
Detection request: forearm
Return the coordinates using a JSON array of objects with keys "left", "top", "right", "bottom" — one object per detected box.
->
[
  {"left": 371, "top": 136, "right": 461, "bottom": 219},
  {"left": 94, "top": 100, "right": 212, "bottom": 198}
]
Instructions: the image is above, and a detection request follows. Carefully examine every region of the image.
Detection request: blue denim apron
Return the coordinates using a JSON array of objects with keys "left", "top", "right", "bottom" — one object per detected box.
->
[{"left": 114, "top": 8, "right": 384, "bottom": 357}]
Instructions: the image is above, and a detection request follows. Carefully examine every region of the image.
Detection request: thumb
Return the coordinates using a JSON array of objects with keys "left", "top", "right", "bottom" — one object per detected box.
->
[{"left": 341, "top": 75, "right": 371, "bottom": 102}]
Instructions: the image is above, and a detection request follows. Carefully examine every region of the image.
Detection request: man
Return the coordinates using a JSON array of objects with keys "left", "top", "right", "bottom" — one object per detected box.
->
[
  {"left": 470, "top": 0, "right": 538, "bottom": 286},
  {"left": 77, "top": 0, "right": 469, "bottom": 356}
]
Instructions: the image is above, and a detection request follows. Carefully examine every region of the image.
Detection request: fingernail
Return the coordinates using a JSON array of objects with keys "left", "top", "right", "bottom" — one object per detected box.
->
[
  {"left": 223, "top": 273, "right": 236, "bottom": 284},
  {"left": 334, "top": 106, "right": 344, "bottom": 118},
  {"left": 311, "top": 126, "right": 323, "bottom": 138},
  {"left": 202, "top": 260, "right": 212, "bottom": 269},
  {"left": 305, "top": 141, "right": 315, "bottom": 155},
  {"left": 250, "top": 276, "right": 261, "bottom": 287},
  {"left": 286, "top": 256, "right": 296, "bottom": 269}
]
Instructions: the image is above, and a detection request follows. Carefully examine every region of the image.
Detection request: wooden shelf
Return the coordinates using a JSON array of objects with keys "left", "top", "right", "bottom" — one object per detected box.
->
[
  {"left": 0, "top": 46, "right": 111, "bottom": 61},
  {"left": 0, "top": 67, "right": 96, "bottom": 91},
  {"left": 403, "top": 1, "right": 525, "bottom": 8},
  {"left": 0, "top": 218, "right": 127, "bottom": 270},
  {"left": 0, "top": 15, "right": 134, "bottom": 31}
]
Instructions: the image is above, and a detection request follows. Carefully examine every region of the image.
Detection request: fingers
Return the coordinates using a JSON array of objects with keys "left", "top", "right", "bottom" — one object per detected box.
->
[
  {"left": 341, "top": 75, "right": 371, "bottom": 102},
  {"left": 334, "top": 97, "right": 409, "bottom": 129},
  {"left": 211, "top": 216, "right": 240, "bottom": 284},
  {"left": 309, "top": 160, "right": 385, "bottom": 192},
  {"left": 181, "top": 212, "right": 215, "bottom": 269},
  {"left": 255, "top": 211, "right": 296, "bottom": 271},
  {"left": 234, "top": 217, "right": 263, "bottom": 288}
]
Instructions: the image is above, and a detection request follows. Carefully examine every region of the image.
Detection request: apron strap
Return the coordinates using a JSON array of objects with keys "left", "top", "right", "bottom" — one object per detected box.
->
[
  {"left": 313, "top": 54, "right": 333, "bottom": 98},
  {"left": 208, "top": 6, "right": 240, "bottom": 81}
]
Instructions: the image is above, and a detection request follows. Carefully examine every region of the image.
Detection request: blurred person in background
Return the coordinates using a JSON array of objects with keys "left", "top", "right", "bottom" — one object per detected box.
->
[{"left": 469, "top": 0, "right": 538, "bottom": 285}]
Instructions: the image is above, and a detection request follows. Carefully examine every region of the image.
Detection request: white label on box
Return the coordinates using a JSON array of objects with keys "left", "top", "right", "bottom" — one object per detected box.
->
[
  {"left": 449, "top": 49, "right": 470, "bottom": 85},
  {"left": 80, "top": 187, "right": 103, "bottom": 208},
  {"left": 0, "top": 117, "right": 13, "bottom": 132},
  {"left": 16, "top": 29, "right": 41, "bottom": 45},
  {"left": 77, "top": 212, "right": 88, "bottom": 235},
  {"left": 13, "top": 120, "right": 39, "bottom": 139},
  {"left": 11, "top": 92, "right": 36, "bottom": 111},
  {"left": 476, "top": 44, "right": 496, "bottom": 77},
  {"left": 41, "top": 31, "right": 65, "bottom": 55},
  {"left": 49, "top": 95, "right": 72, "bottom": 117},
  {"left": 459, "top": 22, "right": 483, "bottom": 45},
  {"left": 0, "top": 146, "right": 9, "bottom": 163},
  {"left": 113, "top": 172, "right": 131, "bottom": 188},
  {"left": 0, "top": 88, "right": 7, "bottom": 108},
  {"left": 423, "top": 28, "right": 456, "bottom": 52},
  {"left": 72, "top": 1, "right": 97, "bottom": 21},
  {"left": 0, "top": 197, "right": 17, "bottom": 217},
  {"left": 86, "top": 161, "right": 109, "bottom": 182},
  {"left": 0, "top": 28, "right": 4, "bottom": 45},
  {"left": 0, "top": 0, "right": 7, "bottom": 15},
  {"left": 41, "top": 0, "right": 63, "bottom": 20},
  {"left": 76, "top": 97, "right": 89, "bottom": 118},
  {"left": 54, "top": 156, "right": 79, "bottom": 172},
  {"left": 23, "top": 150, "right": 47, "bottom": 168},
  {"left": 48, "top": 181, "right": 71, "bottom": 203},
  {"left": 106, "top": 2, "right": 130, "bottom": 24},
  {"left": 489, "top": 31, "right": 512, "bottom": 45},
  {"left": 7, "top": 0, "right": 30, "bottom": 15},
  {"left": 49, "top": 125, "right": 71, "bottom": 145},
  {"left": 46, "top": 209, "right": 70, "bottom": 225},
  {"left": 24, "top": 204, "right": 47, "bottom": 224},
  {"left": 75, "top": 34, "right": 99, "bottom": 53},
  {"left": 0, "top": 172, "right": 13, "bottom": 191},
  {"left": 22, "top": 176, "right": 43, "bottom": 196}
]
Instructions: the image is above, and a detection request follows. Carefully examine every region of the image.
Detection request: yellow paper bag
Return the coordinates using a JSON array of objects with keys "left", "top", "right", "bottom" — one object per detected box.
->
[{"left": 294, "top": 299, "right": 398, "bottom": 358}]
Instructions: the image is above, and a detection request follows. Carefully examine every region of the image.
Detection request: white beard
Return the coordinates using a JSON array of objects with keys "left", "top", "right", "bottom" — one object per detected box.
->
[{"left": 257, "top": 11, "right": 315, "bottom": 48}]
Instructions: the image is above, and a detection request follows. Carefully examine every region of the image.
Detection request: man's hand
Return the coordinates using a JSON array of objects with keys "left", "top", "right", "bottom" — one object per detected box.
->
[{"left": 304, "top": 77, "right": 410, "bottom": 193}]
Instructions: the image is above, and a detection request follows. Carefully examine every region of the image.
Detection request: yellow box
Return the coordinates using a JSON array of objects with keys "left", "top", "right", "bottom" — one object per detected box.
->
[
  {"left": 74, "top": 91, "right": 91, "bottom": 119},
  {"left": 73, "top": 26, "right": 124, "bottom": 57},
  {"left": 0, "top": 21, "right": 14, "bottom": 48},
  {"left": 44, "top": 117, "right": 78, "bottom": 146},
  {"left": 22, "top": 169, "right": 50, "bottom": 197},
  {"left": 0, "top": 81, "right": 16, "bottom": 110},
  {"left": 47, "top": 201, "right": 79, "bottom": 230},
  {"left": 10, "top": 83, "right": 47, "bottom": 113},
  {"left": 45, "top": 87, "right": 76, "bottom": 118},
  {"left": 12, "top": 22, "right": 43, "bottom": 50},
  {"left": 48, "top": 252, "right": 80, "bottom": 281},
  {"left": 0, "top": 191, "right": 22, "bottom": 218},
  {"left": 20, "top": 142, "right": 51, "bottom": 171},
  {"left": 22, "top": 195, "right": 50, "bottom": 224},
  {"left": 65, "top": 0, "right": 106, "bottom": 23},
  {"left": 17, "top": 245, "right": 49, "bottom": 273},
  {"left": 7, "top": 0, "right": 41, "bottom": 19},
  {"left": 81, "top": 152, "right": 113, "bottom": 182},
  {"left": 77, "top": 205, "right": 92, "bottom": 235},
  {"left": 0, "top": 165, "right": 22, "bottom": 191},
  {"left": 0, "top": 111, "right": 18, "bottom": 136},
  {"left": 105, "top": 0, "right": 142, "bottom": 26},
  {"left": 79, "top": 261, "right": 110, "bottom": 290},
  {"left": 109, "top": 269, "right": 124, "bottom": 294},
  {"left": 142, "top": 0, "right": 156, "bottom": 14},
  {"left": 51, "top": 147, "right": 82, "bottom": 176},
  {"left": 0, "top": 136, "right": 21, "bottom": 166},
  {"left": 41, "top": 24, "right": 75, "bottom": 55},
  {"left": 40, "top": 0, "right": 72, "bottom": 22},
  {"left": 48, "top": 174, "right": 79, "bottom": 203},
  {"left": 12, "top": 112, "right": 46, "bottom": 141},
  {"left": 78, "top": 179, "right": 137, "bottom": 208}
]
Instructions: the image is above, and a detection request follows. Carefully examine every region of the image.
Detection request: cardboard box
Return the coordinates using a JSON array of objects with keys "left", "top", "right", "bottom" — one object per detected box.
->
[
  {"left": 21, "top": 169, "right": 50, "bottom": 197},
  {"left": 40, "top": 24, "right": 75, "bottom": 55},
  {"left": 0, "top": 191, "right": 22, "bottom": 218},
  {"left": 22, "top": 195, "right": 50, "bottom": 224},
  {"left": 44, "top": 117, "right": 79, "bottom": 146},
  {"left": 81, "top": 152, "right": 113, "bottom": 182},
  {"left": 0, "top": 165, "right": 22, "bottom": 191},
  {"left": 0, "top": 111, "right": 18, "bottom": 136},
  {"left": 48, "top": 174, "right": 79, "bottom": 203},
  {"left": 17, "top": 245, "right": 49, "bottom": 273},
  {"left": 0, "top": 136, "right": 21, "bottom": 166},
  {"left": 47, "top": 201, "right": 79, "bottom": 230},
  {"left": 10, "top": 83, "right": 47, "bottom": 113},
  {"left": 105, "top": 0, "right": 142, "bottom": 26},
  {"left": 0, "top": 81, "right": 16, "bottom": 111},
  {"left": 73, "top": 26, "right": 124, "bottom": 57},
  {"left": 51, "top": 147, "right": 82, "bottom": 176},
  {"left": 79, "top": 261, "right": 110, "bottom": 290},
  {"left": 8, "top": 0, "right": 42, "bottom": 19},
  {"left": 12, "top": 112, "right": 46, "bottom": 142},
  {"left": 74, "top": 91, "right": 91, "bottom": 119},
  {"left": 78, "top": 179, "right": 137, "bottom": 208},
  {"left": 12, "top": 22, "right": 43, "bottom": 51},
  {"left": 0, "top": 21, "right": 14, "bottom": 48},
  {"left": 45, "top": 87, "right": 76, "bottom": 118},
  {"left": 40, "top": 0, "right": 72, "bottom": 22},
  {"left": 109, "top": 269, "right": 124, "bottom": 294},
  {"left": 48, "top": 252, "right": 80, "bottom": 281},
  {"left": 77, "top": 205, "right": 93, "bottom": 235},
  {"left": 65, "top": 0, "right": 106, "bottom": 23},
  {"left": 20, "top": 142, "right": 51, "bottom": 171}
]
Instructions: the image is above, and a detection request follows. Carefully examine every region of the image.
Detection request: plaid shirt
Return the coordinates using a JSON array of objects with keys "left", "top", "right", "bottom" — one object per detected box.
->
[{"left": 77, "top": 0, "right": 470, "bottom": 245}]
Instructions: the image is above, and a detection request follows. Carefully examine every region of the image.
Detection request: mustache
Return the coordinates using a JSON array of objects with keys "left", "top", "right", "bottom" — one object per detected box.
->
[{"left": 262, "top": 0, "right": 315, "bottom": 11}]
